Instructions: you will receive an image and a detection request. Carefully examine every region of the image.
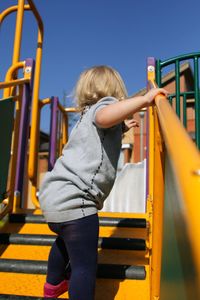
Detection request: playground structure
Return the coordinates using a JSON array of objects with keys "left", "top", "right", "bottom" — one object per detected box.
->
[{"left": 0, "top": 1, "right": 200, "bottom": 299}]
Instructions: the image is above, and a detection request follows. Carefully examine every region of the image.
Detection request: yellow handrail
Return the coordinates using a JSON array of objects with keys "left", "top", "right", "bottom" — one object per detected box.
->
[
  {"left": 39, "top": 97, "right": 51, "bottom": 107},
  {"left": 147, "top": 64, "right": 165, "bottom": 299},
  {"left": 3, "top": 61, "right": 25, "bottom": 97},
  {"left": 12, "top": 0, "right": 25, "bottom": 66},
  {"left": 0, "top": 5, "right": 29, "bottom": 24},
  {"left": 149, "top": 78, "right": 200, "bottom": 295},
  {"left": 155, "top": 88, "right": 200, "bottom": 274},
  {"left": 0, "top": 78, "right": 29, "bottom": 90}
]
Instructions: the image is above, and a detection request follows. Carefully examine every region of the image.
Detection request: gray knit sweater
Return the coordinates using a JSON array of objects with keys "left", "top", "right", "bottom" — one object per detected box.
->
[{"left": 39, "top": 97, "right": 122, "bottom": 223}]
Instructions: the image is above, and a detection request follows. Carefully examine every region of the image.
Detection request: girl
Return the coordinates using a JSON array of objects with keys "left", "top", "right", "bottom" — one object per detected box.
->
[{"left": 39, "top": 65, "right": 167, "bottom": 299}]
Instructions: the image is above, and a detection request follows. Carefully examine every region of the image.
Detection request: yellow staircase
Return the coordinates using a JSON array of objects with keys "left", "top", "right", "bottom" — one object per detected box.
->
[{"left": 0, "top": 210, "right": 150, "bottom": 299}]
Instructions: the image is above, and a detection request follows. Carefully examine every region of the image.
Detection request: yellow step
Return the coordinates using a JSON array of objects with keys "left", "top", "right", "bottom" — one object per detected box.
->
[
  {"left": 0, "top": 272, "right": 68, "bottom": 298},
  {"left": 0, "top": 244, "right": 148, "bottom": 266},
  {"left": 0, "top": 211, "right": 150, "bottom": 299},
  {"left": 0, "top": 270, "right": 150, "bottom": 300},
  {"left": 0, "top": 222, "right": 147, "bottom": 240}
]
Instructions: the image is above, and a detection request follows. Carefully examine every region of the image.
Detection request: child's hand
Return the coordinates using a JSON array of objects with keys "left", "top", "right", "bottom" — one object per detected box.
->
[
  {"left": 144, "top": 88, "right": 169, "bottom": 105},
  {"left": 123, "top": 118, "right": 139, "bottom": 132}
]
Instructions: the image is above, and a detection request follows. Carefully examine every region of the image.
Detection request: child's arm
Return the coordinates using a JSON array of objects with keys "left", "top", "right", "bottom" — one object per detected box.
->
[{"left": 95, "top": 88, "right": 168, "bottom": 128}]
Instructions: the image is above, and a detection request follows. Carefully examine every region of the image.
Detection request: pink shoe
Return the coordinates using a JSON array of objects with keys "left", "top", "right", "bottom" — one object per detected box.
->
[{"left": 44, "top": 279, "right": 68, "bottom": 298}]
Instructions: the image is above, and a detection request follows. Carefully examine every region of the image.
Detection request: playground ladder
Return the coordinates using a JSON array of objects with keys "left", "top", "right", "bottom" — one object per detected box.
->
[{"left": 0, "top": 210, "right": 151, "bottom": 299}]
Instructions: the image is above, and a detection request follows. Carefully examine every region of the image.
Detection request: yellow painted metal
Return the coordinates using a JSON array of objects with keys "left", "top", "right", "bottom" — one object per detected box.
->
[
  {"left": 27, "top": 0, "right": 44, "bottom": 30},
  {"left": 39, "top": 97, "right": 51, "bottom": 107},
  {"left": 0, "top": 78, "right": 29, "bottom": 90},
  {"left": 12, "top": 0, "right": 25, "bottom": 67},
  {"left": 0, "top": 5, "right": 29, "bottom": 24},
  {"left": 148, "top": 78, "right": 200, "bottom": 296},
  {"left": 148, "top": 115, "right": 154, "bottom": 199},
  {"left": 57, "top": 103, "right": 77, "bottom": 155},
  {"left": 58, "top": 102, "right": 67, "bottom": 114},
  {"left": 150, "top": 108, "right": 165, "bottom": 300},
  {"left": 0, "top": 244, "right": 147, "bottom": 267},
  {"left": 154, "top": 92, "right": 200, "bottom": 287},
  {"left": 147, "top": 67, "right": 165, "bottom": 299},
  {"left": 65, "top": 107, "right": 79, "bottom": 113},
  {"left": 28, "top": 0, "right": 44, "bottom": 186},
  {"left": 31, "top": 185, "right": 40, "bottom": 208},
  {"left": 0, "top": 244, "right": 50, "bottom": 260},
  {"left": 62, "top": 114, "right": 68, "bottom": 147},
  {"left": 146, "top": 90, "right": 155, "bottom": 300},
  {"left": 0, "top": 273, "right": 148, "bottom": 300},
  {"left": 0, "top": 272, "right": 68, "bottom": 298},
  {"left": 95, "top": 276, "right": 150, "bottom": 300},
  {"left": 3, "top": 61, "right": 25, "bottom": 97},
  {"left": 0, "top": 212, "right": 150, "bottom": 299},
  {"left": 0, "top": 206, "right": 150, "bottom": 299},
  {"left": 0, "top": 1, "right": 44, "bottom": 209},
  {"left": 98, "top": 211, "right": 148, "bottom": 219},
  {"left": 0, "top": 273, "right": 47, "bottom": 297}
]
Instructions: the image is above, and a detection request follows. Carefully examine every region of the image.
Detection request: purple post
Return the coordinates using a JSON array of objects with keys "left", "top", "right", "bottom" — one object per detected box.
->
[
  {"left": 48, "top": 97, "right": 59, "bottom": 171},
  {"left": 15, "top": 58, "right": 35, "bottom": 203},
  {"left": 146, "top": 57, "right": 156, "bottom": 200}
]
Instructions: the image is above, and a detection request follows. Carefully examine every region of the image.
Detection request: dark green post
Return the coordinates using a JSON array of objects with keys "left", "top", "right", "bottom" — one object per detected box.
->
[
  {"left": 156, "top": 59, "right": 162, "bottom": 87},
  {"left": 175, "top": 60, "right": 181, "bottom": 118},
  {"left": 194, "top": 56, "right": 200, "bottom": 149},
  {"left": 183, "top": 93, "right": 187, "bottom": 129}
]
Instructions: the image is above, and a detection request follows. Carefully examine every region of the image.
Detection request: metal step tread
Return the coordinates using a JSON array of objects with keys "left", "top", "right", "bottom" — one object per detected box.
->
[
  {"left": 9, "top": 213, "right": 147, "bottom": 228},
  {"left": 0, "top": 258, "right": 146, "bottom": 280},
  {"left": 0, "top": 233, "right": 146, "bottom": 250}
]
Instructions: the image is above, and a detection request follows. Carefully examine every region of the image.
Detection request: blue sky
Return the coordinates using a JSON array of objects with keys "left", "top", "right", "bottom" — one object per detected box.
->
[{"left": 0, "top": 0, "right": 200, "bottom": 133}]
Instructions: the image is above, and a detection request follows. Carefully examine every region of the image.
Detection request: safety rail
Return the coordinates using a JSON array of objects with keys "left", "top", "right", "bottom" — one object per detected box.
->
[
  {"left": 0, "top": 1, "right": 79, "bottom": 211},
  {"left": 156, "top": 52, "right": 200, "bottom": 149},
  {"left": 31, "top": 97, "right": 79, "bottom": 208},
  {"left": 147, "top": 57, "right": 200, "bottom": 299},
  {"left": 0, "top": 59, "right": 34, "bottom": 219},
  {"left": 0, "top": 0, "right": 42, "bottom": 215}
]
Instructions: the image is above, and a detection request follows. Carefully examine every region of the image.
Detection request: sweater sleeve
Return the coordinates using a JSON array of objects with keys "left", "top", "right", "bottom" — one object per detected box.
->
[{"left": 91, "top": 96, "right": 118, "bottom": 128}]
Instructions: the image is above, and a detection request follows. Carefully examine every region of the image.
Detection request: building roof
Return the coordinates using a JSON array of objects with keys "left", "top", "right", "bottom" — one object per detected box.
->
[{"left": 132, "top": 62, "right": 194, "bottom": 97}]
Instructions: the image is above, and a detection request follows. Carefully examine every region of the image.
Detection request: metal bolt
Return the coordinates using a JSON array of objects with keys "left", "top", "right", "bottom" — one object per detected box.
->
[
  {"left": 192, "top": 169, "right": 200, "bottom": 176},
  {"left": 148, "top": 65, "right": 155, "bottom": 72},
  {"left": 25, "top": 66, "right": 31, "bottom": 73}
]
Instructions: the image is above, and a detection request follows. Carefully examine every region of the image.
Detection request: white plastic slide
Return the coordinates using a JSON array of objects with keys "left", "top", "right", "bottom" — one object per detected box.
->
[{"left": 101, "top": 160, "right": 146, "bottom": 213}]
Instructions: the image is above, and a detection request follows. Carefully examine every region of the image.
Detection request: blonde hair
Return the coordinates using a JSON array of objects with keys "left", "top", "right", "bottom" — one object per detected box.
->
[{"left": 74, "top": 65, "right": 128, "bottom": 110}]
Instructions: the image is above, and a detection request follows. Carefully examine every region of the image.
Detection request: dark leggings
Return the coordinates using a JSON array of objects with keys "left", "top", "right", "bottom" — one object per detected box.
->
[{"left": 47, "top": 214, "right": 99, "bottom": 300}]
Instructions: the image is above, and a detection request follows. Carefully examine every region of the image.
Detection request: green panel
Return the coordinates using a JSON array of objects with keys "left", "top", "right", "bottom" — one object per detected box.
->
[
  {"left": 0, "top": 98, "right": 15, "bottom": 202},
  {"left": 156, "top": 52, "right": 200, "bottom": 149},
  {"left": 160, "top": 152, "right": 199, "bottom": 299}
]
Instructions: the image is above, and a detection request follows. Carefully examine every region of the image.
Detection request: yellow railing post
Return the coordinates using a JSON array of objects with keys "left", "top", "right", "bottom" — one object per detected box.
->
[
  {"left": 151, "top": 106, "right": 165, "bottom": 300},
  {"left": 147, "top": 58, "right": 165, "bottom": 300},
  {"left": 27, "top": 0, "right": 44, "bottom": 187}
]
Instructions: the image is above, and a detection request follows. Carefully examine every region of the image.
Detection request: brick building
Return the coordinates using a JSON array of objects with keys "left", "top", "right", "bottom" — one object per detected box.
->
[{"left": 123, "top": 62, "right": 195, "bottom": 162}]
